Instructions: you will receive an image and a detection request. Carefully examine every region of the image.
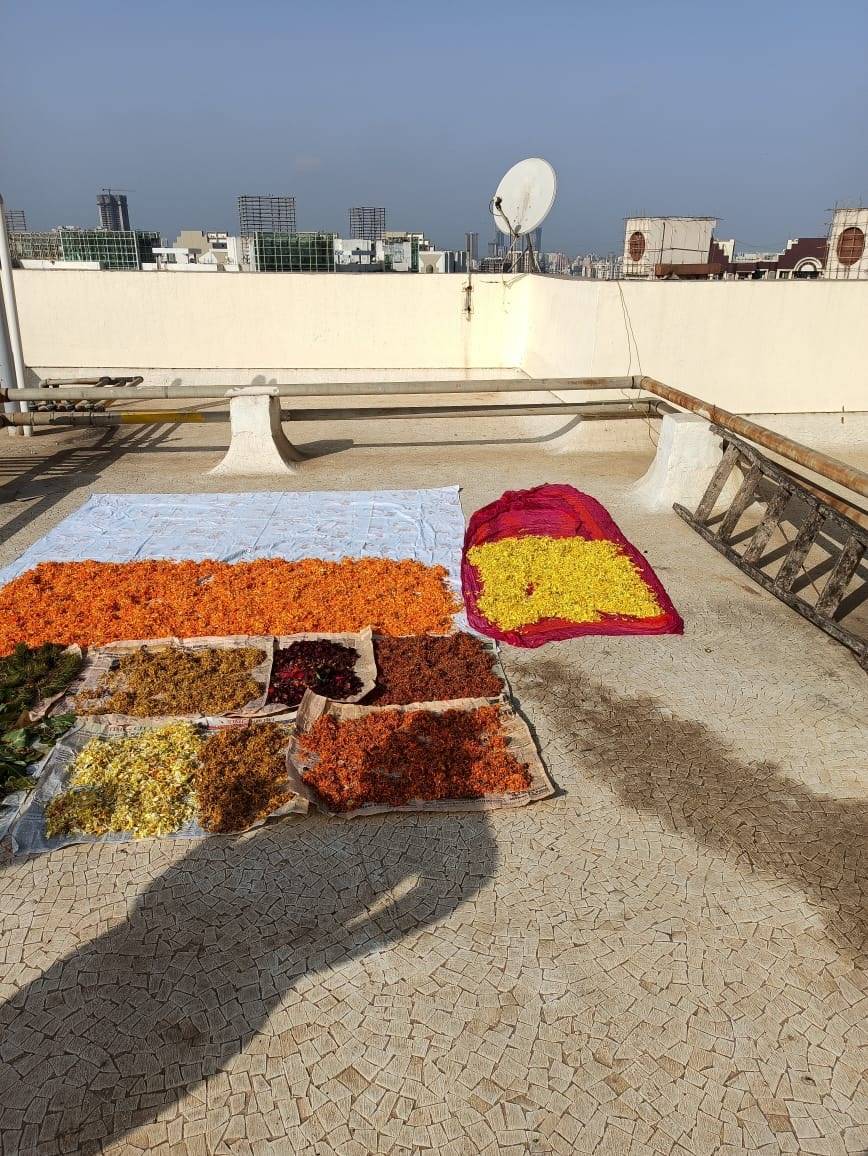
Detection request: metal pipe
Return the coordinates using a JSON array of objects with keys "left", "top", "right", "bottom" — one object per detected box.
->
[
  {"left": 2, "top": 376, "right": 640, "bottom": 402},
  {"left": 639, "top": 376, "right": 868, "bottom": 500},
  {"left": 289, "top": 400, "right": 660, "bottom": 421},
  {"left": 0, "top": 286, "right": 17, "bottom": 434},
  {"left": 42, "top": 375, "right": 144, "bottom": 387},
  {"left": 3, "top": 399, "right": 658, "bottom": 429},
  {"left": 786, "top": 472, "right": 868, "bottom": 528},
  {"left": 0, "top": 193, "right": 30, "bottom": 436},
  {"left": 3, "top": 410, "right": 220, "bottom": 427}
]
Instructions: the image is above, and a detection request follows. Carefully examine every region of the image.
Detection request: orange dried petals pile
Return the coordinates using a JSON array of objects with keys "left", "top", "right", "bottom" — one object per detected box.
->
[
  {"left": 0, "top": 558, "right": 459, "bottom": 650},
  {"left": 299, "top": 705, "right": 530, "bottom": 812}
]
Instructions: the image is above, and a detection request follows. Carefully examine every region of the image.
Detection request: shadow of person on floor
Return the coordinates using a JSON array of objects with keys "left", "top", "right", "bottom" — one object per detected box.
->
[
  {"left": 511, "top": 660, "right": 867, "bottom": 960},
  {"left": 0, "top": 811, "right": 497, "bottom": 1155}
]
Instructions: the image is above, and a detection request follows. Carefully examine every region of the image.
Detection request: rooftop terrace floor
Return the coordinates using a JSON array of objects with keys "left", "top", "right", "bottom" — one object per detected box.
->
[{"left": 1, "top": 419, "right": 866, "bottom": 1156}]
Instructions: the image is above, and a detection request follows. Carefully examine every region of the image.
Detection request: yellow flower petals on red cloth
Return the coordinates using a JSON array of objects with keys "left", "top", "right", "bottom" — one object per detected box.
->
[
  {"left": 0, "top": 558, "right": 459, "bottom": 650},
  {"left": 466, "top": 535, "right": 662, "bottom": 630}
]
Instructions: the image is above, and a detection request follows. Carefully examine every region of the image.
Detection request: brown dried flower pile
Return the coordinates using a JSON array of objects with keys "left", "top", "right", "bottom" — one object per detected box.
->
[
  {"left": 366, "top": 633, "right": 503, "bottom": 705},
  {"left": 79, "top": 646, "right": 265, "bottom": 718},
  {"left": 195, "top": 723, "right": 291, "bottom": 833}
]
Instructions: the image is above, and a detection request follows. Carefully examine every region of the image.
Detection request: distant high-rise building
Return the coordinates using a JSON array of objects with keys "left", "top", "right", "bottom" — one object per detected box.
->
[
  {"left": 252, "top": 232, "right": 334, "bottom": 273},
  {"left": 349, "top": 207, "right": 386, "bottom": 243},
  {"left": 492, "top": 225, "right": 543, "bottom": 272},
  {"left": 97, "top": 190, "right": 131, "bottom": 231},
  {"left": 237, "top": 195, "right": 297, "bottom": 237},
  {"left": 544, "top": 252, "right": 571, "bottom": 276},
  {"left": 3, "top": 207, "right": 27, "bottom": 233},
  {"left": 8, "top": 232, "right": 63, "bottom": 261},
  {"left": 382, "top": 230, "right": 432, "bottom": 272},
  {"left": 464, "top": 232, "right": 479, "bottom": 261}
]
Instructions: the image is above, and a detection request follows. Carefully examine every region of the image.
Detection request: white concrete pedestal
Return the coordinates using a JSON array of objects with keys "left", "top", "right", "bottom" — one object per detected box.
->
[
  {"left": 209, "top": 388, "right": 302, "bottom": 477},
  {"left": 631, "top": 413, "right": 740, "bottom": 511}
]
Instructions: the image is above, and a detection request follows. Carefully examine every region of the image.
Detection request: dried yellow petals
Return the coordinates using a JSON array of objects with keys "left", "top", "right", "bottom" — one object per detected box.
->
[
  {"left": 45, "top": 723, "right": 203, "bottom": 839},
  {"left": 467, "top": 535, "right": 661, "bottom": 630}
]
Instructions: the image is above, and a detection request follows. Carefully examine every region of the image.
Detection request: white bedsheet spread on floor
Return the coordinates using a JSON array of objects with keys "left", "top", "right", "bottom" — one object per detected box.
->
[{"left": 0, "top": 487, "right": 466, "bottom": 592}]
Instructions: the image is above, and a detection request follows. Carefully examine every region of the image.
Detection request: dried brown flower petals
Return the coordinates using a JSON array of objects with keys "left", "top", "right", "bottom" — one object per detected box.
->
[
  {"left": 366, "top": 633, "right": 503, "bottom": 705},
  {"left": 79, "top": 646, "right": 265, "bottom": 718},
  {"left": 195, "top": 723, "right": 292, "bottom": 833}
]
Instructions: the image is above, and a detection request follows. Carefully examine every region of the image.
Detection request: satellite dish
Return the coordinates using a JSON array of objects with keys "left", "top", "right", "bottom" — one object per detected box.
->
[{"left": 491, "top": 157, "right": 557, "bottom": 238}]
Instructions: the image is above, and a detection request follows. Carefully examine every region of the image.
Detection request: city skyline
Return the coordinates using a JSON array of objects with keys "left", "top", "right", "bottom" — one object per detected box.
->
[
  {"left": 5, "top": 183, "right": 863, "bottom": 265},
  {"left": 2, "top": 1, "right": 866, "bottom": 253}
]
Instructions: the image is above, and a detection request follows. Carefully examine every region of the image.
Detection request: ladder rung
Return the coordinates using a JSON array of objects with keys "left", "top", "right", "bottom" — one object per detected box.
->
[
  {"left": 742, "top": 486, "right": 792, "bottom": 566},
  {"left": 695, "top": 443, "right": 741, "bottom": 523},
  {"left": 815, "top": 535, "right": 864, "bottom": 618},
  {"left": 775, "top": 510, "right": 824, "bottom": 592}
]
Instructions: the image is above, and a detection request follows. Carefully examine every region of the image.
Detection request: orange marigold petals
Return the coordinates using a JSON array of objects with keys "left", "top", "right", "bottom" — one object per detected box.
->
[
  {"left": 299, "top": 705, "right": 531, "bottom": 812},
  {"left": 0, "top": 558, "right": 459, "bottom": 650}
]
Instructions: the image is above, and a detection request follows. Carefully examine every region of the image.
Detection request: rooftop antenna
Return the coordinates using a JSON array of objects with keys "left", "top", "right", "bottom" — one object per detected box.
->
[{"left": 491, "top": 157, "right": 557, "bottom": 273}]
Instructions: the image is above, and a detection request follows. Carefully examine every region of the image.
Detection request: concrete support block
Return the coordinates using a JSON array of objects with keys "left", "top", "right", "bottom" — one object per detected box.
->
[
  {"left": 631, "top": 413, "right": 740, "bottom": 511},
  {"left": 209, "top": 388, "right": 302, "bottom": 477}
]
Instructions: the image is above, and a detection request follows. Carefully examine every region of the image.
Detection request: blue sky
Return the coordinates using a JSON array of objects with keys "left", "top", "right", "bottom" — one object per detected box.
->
[{"left": 2, "top": 0, "right": 866, "bottom": 254}]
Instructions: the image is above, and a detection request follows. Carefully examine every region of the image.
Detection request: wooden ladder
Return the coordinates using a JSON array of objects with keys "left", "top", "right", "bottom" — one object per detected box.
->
[{"left": 674, "top": 427, "right": 867, "bottom": 669}]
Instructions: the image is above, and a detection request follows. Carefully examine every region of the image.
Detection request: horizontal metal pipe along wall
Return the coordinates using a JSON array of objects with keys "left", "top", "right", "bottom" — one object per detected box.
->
[
  {"left": 3, "top": 400, "right": 660, "bottom": 428},
  {"left": 288, "top": 401, "right": 663, "bottom": 421},
  {"left": 4, "top": 411, "right": 221, "bottom": 426},
  {"left": 8, "top": 366, "right": 864, "bottom": 501},
  {"left": 1, "top": 376, "right": 640, "bottom": 402}
]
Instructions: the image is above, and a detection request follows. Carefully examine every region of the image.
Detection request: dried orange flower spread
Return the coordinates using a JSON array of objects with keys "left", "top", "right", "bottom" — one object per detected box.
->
[
  {"left": 0, "top": 558, "right": 459, "bottom": 649},
  {"left": 466, "top": 535, "right": 661, "bottom": 630}
]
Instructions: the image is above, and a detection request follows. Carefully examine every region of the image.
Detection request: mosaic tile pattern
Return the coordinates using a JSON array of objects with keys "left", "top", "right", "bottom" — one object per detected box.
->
[
  {"left": 0, "top": 443, "right": 866, "bottom": 1155},
  {"left": 2, "top": 630, "right": 865, "bottom": 1156}
]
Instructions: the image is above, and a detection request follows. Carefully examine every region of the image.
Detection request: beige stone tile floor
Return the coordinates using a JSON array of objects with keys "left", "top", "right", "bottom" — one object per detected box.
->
[{"left": 0, "top": 419, "right": 866, "bottom": 1155}]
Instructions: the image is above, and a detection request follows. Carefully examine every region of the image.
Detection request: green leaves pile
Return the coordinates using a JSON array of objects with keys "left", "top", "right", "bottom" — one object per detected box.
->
[{"left": 1, "top": 643, "right": 82, "bottom": 795}]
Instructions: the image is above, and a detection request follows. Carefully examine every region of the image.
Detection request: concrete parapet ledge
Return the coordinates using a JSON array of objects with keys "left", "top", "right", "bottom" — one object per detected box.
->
[
  {"left": 208, "top": 387, "right": 302, "bottom": 477},
  {"left": 631, "top": 412, "right": 740, "bottom": 511}
]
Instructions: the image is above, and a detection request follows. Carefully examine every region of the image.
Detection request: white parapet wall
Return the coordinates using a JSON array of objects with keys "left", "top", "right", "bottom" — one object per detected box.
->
[
  {"left": 10, "top": 269, "right": 868, "bottom": 415},
  {"left": 11, "top": 270, "right": 528, "bottom": 382},
  {"left": 521, "top": 277, "right": 868, "bottom": 415}
]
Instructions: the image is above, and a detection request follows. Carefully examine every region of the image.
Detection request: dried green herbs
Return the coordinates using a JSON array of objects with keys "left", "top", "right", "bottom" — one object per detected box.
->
[{"left": 1, "top": 643, "right": 81, "bottom": 794}]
